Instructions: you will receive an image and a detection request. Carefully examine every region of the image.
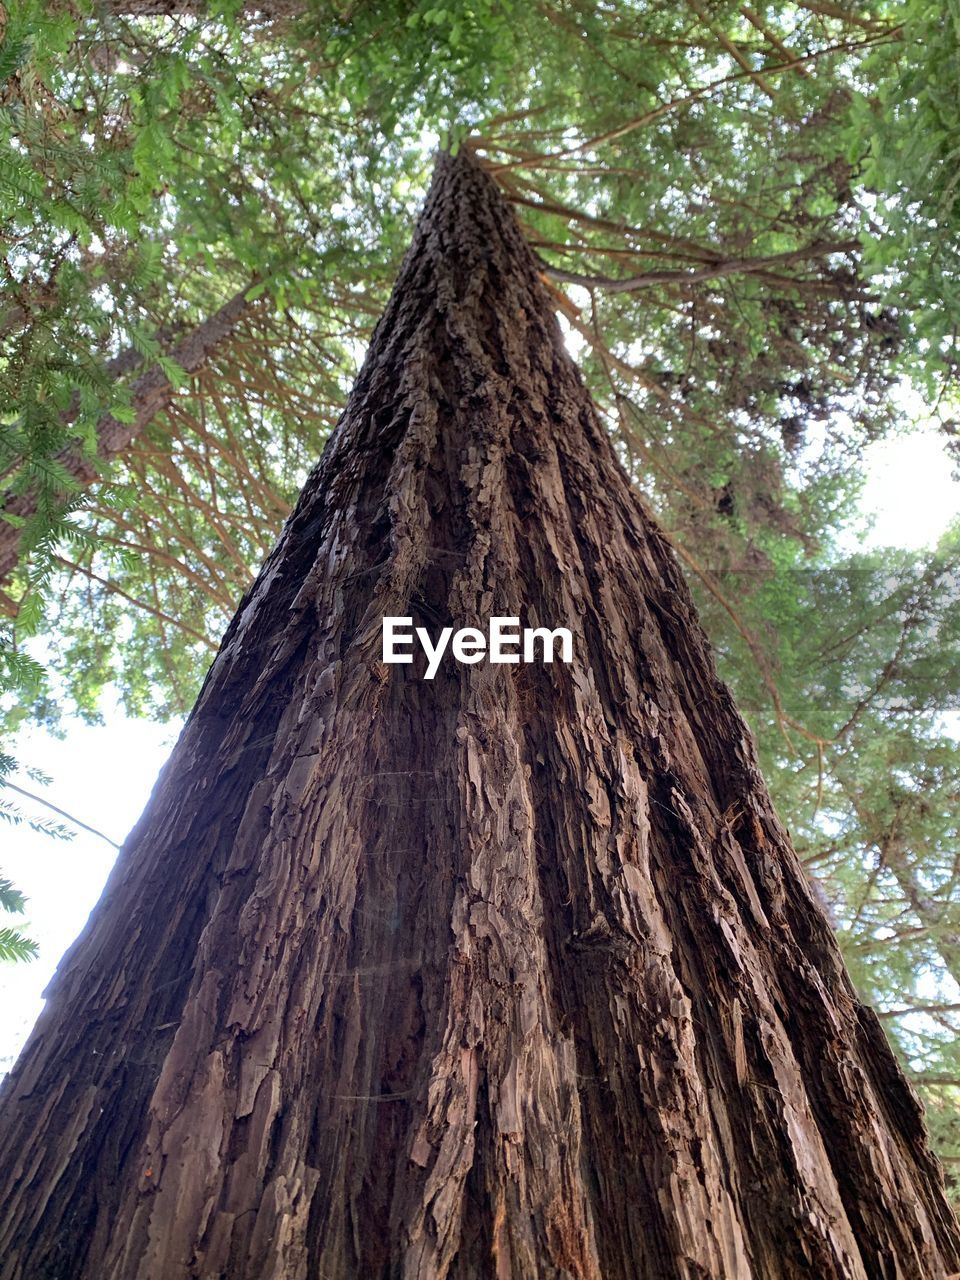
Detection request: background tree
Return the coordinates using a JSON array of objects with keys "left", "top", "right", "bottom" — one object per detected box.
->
[
  {"left": 2, "top": 0, "right": 959, "bottom": 1180},
  {"left": 0, "top": 146, "right": 957, "bottom": 1280}
]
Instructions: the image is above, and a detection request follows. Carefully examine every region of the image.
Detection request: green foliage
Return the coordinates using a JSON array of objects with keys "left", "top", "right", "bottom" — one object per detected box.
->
[
  {"left": 0, "top": 744, "right": 74, "bottom": 966},
  {"left": 0, "top": 876, "right": 37, "bottom": 964},
  {"left": 693, "top": 522, "right": 960, "bottom": 1180},
  {"left": 0, "top": 927, "right": 38, "bottom": 964},
  {"left": 317, "top": 0, "right": 521, "bottom": 138},
  {"left": 3, "top": 0, "right": 960, "bottom": 1174},
  {"left": 851, "top": 0, "right": 960, "bottom": 415},
  {"left": 1, "top": 0, "right": 913, "bottom": 720}
]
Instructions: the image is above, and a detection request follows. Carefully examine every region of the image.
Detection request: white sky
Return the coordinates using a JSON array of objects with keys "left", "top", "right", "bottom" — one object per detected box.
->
[
  {"left": 1, "top": 422, "right": 958, "bottom": 1069},
  {"left": 0, "top": 715, "right": 178, "bottom": 1071},
  {"left": 846, "top": 428, "right": 959, "bottom": 551}
]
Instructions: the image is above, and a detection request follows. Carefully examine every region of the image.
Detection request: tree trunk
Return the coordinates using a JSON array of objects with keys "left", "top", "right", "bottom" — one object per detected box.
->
[{"left": 0, "top": 147, "right": 957, "bottom": 1280}]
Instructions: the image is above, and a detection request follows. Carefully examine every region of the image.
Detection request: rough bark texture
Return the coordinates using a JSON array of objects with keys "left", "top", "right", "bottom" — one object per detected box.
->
[
  {"left": 0, "top": 148, "right": 957, "bottom": 1280},
  {"left": 0, "top": 286, "right": 251, "bottom": 587}
]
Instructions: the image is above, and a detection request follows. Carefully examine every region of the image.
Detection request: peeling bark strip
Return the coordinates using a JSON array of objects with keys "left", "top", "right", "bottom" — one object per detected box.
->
[
  {"left": 0, "top": 286, "right": 251, "bottom": 587},
  {"left": 0, "top": 149, "right": 957, "bottom": 1279}
]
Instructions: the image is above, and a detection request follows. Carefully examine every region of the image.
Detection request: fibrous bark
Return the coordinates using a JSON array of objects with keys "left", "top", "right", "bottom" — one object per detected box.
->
[{"left": 0, "top": 148, "right": 957, "bottom": 1279}]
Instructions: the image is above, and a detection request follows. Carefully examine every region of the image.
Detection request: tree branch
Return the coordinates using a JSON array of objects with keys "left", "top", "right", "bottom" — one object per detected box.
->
[
  {"left": 0, "top": 286, "right": 253, "bottom": 588},
  {"left": 1, "top": 778, "right": 121, "bottom": 849},
  {"left": 541, "top": 240, "right": 860, "bottom": 294}
]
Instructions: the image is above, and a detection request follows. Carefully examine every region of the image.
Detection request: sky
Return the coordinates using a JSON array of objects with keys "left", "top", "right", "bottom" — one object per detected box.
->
[
  {"left": 0, "top": 420, "right": 958, "bottom": 1070},
  {"left": 0, "top": 714, "right": 178, "bottom": 1071},
  {"left": 849, "top": 426, "right": 959, "bottom": 550}
]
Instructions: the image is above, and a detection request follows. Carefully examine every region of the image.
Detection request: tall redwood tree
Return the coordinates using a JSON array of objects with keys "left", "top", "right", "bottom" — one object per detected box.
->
[{"left": 0, "top": 149, "right": 957, "bottom": 1279}]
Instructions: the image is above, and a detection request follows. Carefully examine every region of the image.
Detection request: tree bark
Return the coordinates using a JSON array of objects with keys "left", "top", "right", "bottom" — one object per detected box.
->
[
  {"left": 0, "top": 147, "right": 957, "bottom": 1279},
  {"left": 0, "top": 286, "right": 251, "bottom": 588}
]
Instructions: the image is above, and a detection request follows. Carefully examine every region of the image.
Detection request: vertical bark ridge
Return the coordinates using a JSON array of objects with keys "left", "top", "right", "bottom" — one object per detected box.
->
[{"left": 0, "top": 146, "right": 957, "bottom": 1279}]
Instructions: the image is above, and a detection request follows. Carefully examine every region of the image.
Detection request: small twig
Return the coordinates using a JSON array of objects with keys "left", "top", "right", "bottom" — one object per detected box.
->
[
  {"left": 2, "top": 779, "right": 121, "bottom": 849},
  {"left": 875, "top": 1003, "right": 960, "bottom": 1021}
]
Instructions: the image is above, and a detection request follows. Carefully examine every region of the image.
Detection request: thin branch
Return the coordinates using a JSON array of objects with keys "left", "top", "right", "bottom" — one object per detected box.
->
[
  {"left": 875, "top": 1003, "right": 960, "bottom": 1021},
  {"left": 542, "top": 240, "right": 859, "bottom": 294},
  {"left": 55, "top": 555, "right": 220, "bottom": 649},
  {"left": 740, "top": 5, "right": 811, "bottom": 77},
  {"left": 672, "top": 541, "right": 829, "bottom": 754},
  {"left": 2, "top": 779, "right": 121, "bottom": 849},
  {"left": 547, "top": 30, "right": 899, "bottom": 159},
  {"left": 0, "top": 284, "right": 255, "bottom": 585},
  {"left": 686, "top": 0, "right": 777, "bottom": 100}
]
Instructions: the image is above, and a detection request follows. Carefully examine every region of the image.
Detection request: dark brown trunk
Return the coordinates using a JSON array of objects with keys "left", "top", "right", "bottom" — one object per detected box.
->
[
  {"left": 0, "top": 148, "right": 956, "bottom": 1279},
  {"left": 0, "top": 286, "right": 251, "bottom": 588}
]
